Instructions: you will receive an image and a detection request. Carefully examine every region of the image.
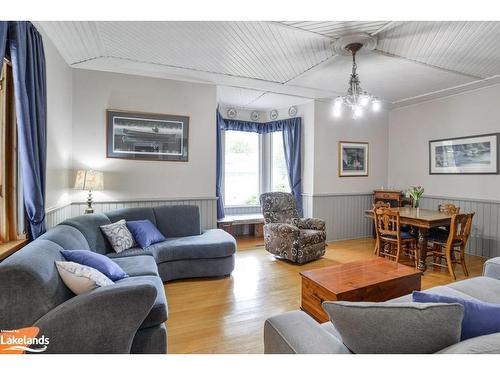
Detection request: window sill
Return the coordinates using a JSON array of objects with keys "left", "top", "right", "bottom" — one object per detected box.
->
[
  {"left": 225, "top": 204, "right": 261, "bottom": 209},
  {"left": 0, "top": 239, "right": 28, "bottom": 261}
]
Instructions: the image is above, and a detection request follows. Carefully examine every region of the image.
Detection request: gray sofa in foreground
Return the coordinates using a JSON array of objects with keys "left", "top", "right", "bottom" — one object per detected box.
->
[
  {"left": 0, "top": 205, "right": 236, "bottom": 354},
  {"left": 264, "top": 257, "right": 500, "bottom": 354}
]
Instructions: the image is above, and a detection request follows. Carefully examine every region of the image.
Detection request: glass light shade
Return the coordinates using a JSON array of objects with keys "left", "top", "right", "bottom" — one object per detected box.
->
[
  {"left": 359, "top": 95, "right": 370, "bottom": 107},
  {"left": 74, "top": 170, "right": 104, "bottom": 191},
  {"left": 372, "top": 100, "right": 381, "bottom": 112},
  {"left": 353, "top": 106, "right": 363, "bottom": 118}
]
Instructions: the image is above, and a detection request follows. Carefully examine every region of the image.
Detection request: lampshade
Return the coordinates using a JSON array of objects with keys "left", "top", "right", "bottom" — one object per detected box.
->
[{"left": 74, "top": 170, "right": 104, "bottom": 191}]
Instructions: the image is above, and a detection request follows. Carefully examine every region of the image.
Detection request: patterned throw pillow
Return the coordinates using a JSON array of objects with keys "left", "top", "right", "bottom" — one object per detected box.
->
[
  {"left": 55, "top": 261, "right": 114, "bottom": 295},
  {"left": 100, "top": 219, "right": 136, "bottom": 253}
]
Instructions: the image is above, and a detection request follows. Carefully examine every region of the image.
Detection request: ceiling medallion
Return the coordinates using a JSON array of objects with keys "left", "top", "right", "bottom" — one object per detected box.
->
[
  {"left": 333, "top": 41, "right": 381, "bottom": 119},
  {"left": 250, "top": 111, "right": 260, "bottom": 121},
  {"left": 288, "top": 106, "right": 297, "bottom": 117},
  {"left": 270, "top": 109, "right": 279, "bottom": 120},
  {"left": 227, "top": 108, "right": 237, "bottom": 119}
]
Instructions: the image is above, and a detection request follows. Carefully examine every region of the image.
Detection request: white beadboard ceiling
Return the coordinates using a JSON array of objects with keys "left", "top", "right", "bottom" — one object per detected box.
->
[
  {"left": 278, "top": 21, "right": 394, "bottom": 38},
  {"left": 37, "top": 21, "right": 500, "bottom": 109}
]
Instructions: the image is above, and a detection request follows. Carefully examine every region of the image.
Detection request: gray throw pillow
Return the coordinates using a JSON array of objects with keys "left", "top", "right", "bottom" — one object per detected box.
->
[
  {"left": 100, "top": 219, "right": 136, "bottom": 253},
  {"left": 322, "top": 301, "right": 464, "bottom": 354}
]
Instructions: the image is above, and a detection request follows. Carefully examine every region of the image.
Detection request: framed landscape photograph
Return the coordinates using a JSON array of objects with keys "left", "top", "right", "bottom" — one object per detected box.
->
[
  {"left": 429, "top": 133, "right": 499, "bottom": 175},
  {"left": 106, "top": 109, "right": 189, "bottom": 161},
  {"left": 339, "top": 141, "right": 369, "bottom": 177}
]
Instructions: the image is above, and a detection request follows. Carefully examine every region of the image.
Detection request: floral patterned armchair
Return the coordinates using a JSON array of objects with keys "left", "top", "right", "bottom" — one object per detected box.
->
[{"left": 259, "top": 192, "right": 326, "bottom": 264}]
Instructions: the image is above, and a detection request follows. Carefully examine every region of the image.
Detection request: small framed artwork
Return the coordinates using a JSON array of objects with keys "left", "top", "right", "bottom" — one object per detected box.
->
[
  {"left": 429, "top": 133, "right": 499, "bottom": 174},
  {"left": 106, "top": 109, "right": 189, "bottom": 161},
  {"left": 339, "top": 141, "right": 369, "bottom": 177}
]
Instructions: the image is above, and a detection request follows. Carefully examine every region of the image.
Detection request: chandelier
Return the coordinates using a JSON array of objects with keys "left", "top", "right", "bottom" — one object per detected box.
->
[{"left": 333, "top": 42, "right": 381, "bottom": 119}]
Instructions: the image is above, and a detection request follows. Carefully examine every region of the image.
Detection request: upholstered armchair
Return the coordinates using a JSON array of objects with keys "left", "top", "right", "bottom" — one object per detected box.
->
[{"left": 259, "top": 192, "right": 326, "bottom": 264}]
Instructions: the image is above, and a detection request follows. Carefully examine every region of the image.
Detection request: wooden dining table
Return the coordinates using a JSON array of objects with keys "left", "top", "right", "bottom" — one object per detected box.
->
[{"left": 365, "top": 207, "right": 453, "bottom": 272}]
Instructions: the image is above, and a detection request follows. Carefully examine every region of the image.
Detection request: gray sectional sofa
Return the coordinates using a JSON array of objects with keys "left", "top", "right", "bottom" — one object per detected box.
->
[
  {"left": 0, "top": 205, "right": 236, "bottom": 354},
  {"left": 264, "top": 257, "right": 500, "bottom": 354}
]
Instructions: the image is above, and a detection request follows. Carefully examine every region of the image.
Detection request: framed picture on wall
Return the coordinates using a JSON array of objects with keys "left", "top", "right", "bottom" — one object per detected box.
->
[
  {"left": 338, "top": 141, "right": 369, "bottom": 177},
  {"left": 429, "top": 133, "right": 499, "bottom": 175},
  {"left": 106, "top": 109, "right": 189, "bottom": 161}
]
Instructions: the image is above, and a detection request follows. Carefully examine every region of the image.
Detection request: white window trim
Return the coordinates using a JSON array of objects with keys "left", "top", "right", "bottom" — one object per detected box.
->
[
  {"left": 223, "top": 130, "right": 289, "bottom": 208},
  {"left": 222, "top": 130, "right": 264, "bottom": 208}
]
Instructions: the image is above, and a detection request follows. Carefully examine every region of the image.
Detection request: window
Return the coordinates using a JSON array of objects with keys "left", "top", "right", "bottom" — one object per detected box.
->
[
  {"left": 224, "top": 131, "right": 260, "bottom": 206},
  {"left": 271, "top": 132, "right": 290, "bottom": 193},
  {"left": 0, "top": 59, "right": 23, "bottom": 249},
  {"left": 223, "top": 130, "right": 291, "bottom": 207}
]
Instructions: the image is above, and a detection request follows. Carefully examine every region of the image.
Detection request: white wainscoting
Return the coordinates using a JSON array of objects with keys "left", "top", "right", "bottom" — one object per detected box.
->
[
  {"left": 302, "top": 194, "right": 314, "bottom": 218},
  {"left": 45, "top": 204, "right": 73, "bottom": 230},
  {"left": 46, "top": 198, "right": 218, "bottom": 231},
  {"left": 308, "top": 193, "right": 374, "bottom": 242}
]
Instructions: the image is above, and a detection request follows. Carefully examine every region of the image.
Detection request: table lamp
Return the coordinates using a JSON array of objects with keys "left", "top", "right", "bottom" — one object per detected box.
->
[{"left": 74, "top": 170, "right": 104, "bottom": 214}]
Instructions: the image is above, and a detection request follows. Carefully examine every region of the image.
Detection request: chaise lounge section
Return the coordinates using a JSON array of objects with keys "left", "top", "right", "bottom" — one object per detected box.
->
[{"left": 0, "top": 205, "right": 236, "bottom": 354}]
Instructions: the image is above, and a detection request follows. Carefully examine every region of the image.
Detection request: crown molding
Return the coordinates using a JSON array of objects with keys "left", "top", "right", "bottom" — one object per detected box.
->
[{"left": 391, "top": 75, "right": 500, "bottom": 109}]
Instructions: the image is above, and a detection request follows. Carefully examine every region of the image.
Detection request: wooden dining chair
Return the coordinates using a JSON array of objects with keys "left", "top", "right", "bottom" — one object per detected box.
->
[
  {"left": 372, "top": 202, "right": 391, "bottom": 254},
  {"left": 430, "top": 203, "right": 461, "bottom": 239},
  {"left": 438, "top": 203, "right": 461, "bottom": 215},
  {"left": 374, "top": 207, "right": 418, "bottom": 267},
  {"left": 427, "top": 213, "right": 475, "bottom": 280},
  {"left": 373, "top": 201, "right": 391, "bottom": 209}
]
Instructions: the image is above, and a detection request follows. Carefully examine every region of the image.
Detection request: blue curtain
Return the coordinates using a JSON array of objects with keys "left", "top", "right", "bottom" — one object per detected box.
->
[
  {"left": 216, "top": 111, "right": 225, "bottom": 219},
  {"left": 7, "top": 22, "right": 47, "bottom": 239},
  {"left": 0, "top": 22, "right": 7, "bottom": 73},
  {"left": 281, "top": 117, "right": 303, "bottom": 216},
  {"left": 216, "top": 111, "right": 303, "bottom": 218}
]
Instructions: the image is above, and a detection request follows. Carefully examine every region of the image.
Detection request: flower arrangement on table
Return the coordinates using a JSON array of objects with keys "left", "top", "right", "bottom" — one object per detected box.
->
[{"left": 406, "top": 186, "right": 425, "bottom": 208}]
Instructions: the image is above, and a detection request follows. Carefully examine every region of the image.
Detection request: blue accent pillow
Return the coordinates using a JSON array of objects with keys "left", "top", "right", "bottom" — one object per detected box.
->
[
  {"left": 126, "top": 220, "right": 166, "bottom": 249},
  {"left": 60, "top": 250, "right": 128, "bottom": 281},
  {"left": 412, "top": 291, "right": 500, "bottom": 341}
]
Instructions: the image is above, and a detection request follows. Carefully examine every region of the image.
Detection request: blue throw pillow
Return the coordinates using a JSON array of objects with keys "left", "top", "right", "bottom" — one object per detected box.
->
[
  {"left": 126, "top": 220, "right": 166, "bottom": 249},
  {"left": 412, "top": 291, "right": 500, "bottom": 340},
  {"left": 60, "top": 250, "right": 128, "bottom": 281}
]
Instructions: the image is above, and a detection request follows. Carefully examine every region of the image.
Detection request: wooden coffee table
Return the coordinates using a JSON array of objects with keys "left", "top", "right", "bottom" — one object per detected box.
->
[{"left": 300, "top": 258, "right": 422, "bottom": 323}]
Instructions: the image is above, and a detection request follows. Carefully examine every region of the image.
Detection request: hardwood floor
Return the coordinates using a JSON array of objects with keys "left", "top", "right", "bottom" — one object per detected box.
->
[{"left": 163, "top": 236, "right": 485, "bottom": 354}]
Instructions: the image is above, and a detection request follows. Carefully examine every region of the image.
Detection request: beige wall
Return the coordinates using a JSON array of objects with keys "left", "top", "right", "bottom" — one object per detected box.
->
[
  {"left": 388, "top": 85, "right": 500, "bottom": 201},
  {"left": 312, "top": 100, "right": 389, "bottom": 194},
  {"left": 43, "top": 29, "right": 73, "bottom": 209},
  {"left": 71, "top": 69, "right": 217, "bottom": 203},
  {"left": 300, "top": 101, "right": 316, "bottom": 195}
]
